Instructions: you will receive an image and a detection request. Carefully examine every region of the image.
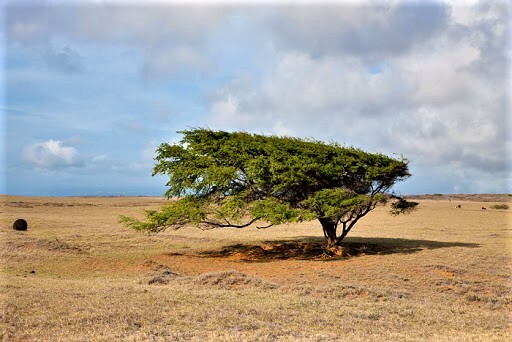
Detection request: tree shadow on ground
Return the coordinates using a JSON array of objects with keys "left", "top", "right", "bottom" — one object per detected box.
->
[{"left": 197, "top": 236, "right": 480, "bottom": 262}]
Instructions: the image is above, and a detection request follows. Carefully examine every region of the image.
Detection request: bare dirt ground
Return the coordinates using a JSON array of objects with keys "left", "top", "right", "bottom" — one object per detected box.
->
[{"left": 1, "top": 195, "right": 511, "bottom": 341}]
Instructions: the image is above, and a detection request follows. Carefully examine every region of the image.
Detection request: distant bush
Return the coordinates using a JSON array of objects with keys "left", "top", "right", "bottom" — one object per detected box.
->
[
  {"left": 490, "top": 204, "right": 509, "bottom": 210},
  {"left": 433, "top": 194, "right": 444, "bottom": 196}
]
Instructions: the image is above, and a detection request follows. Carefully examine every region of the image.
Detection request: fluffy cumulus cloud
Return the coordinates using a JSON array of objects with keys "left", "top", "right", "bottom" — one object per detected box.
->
[
  {"left": 4, "top": 4, "right": 230, "bottom": 80},
  {"left": 22, "top": 140, "right": 81, "bottom": 169},
  {"left": 206, "top": 1, "right": 510, "bottom": 193},
  {"left": 269, "top": 1, "right": 451, "bottom": 59}
]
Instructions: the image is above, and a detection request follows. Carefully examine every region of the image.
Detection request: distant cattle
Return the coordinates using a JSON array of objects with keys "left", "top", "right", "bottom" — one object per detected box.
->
[
  {"left": 482, "top": 207, "right": 487, "bottom": 210},
  {"left": 455, "top": 205, "right": 461, "bottom": 209}
]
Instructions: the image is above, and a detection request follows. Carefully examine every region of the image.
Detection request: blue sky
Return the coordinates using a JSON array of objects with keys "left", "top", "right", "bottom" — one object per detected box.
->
[{"left": 2, "top": 0, "right": 511, "bottom": 196}]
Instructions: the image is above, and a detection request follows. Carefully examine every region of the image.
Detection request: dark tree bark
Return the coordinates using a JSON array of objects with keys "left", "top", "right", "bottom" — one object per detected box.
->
[{"left": 319, "top": 217, "right": 342, "bottom": 254}]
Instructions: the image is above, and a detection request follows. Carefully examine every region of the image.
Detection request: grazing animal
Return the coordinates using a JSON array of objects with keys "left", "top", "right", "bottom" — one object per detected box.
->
[
  {"left": 482, "top": 207, "right": 487, "bottom": 210},
  {"left": 13, "top": 219, "right": 28, "bottom": 231},
  {"left": 455, "top": 205, "right": 461, "bottom": 209}
]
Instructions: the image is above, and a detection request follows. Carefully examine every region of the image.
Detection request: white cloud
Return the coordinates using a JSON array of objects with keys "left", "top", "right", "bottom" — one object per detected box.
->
[
  {"left": 142, "top": 45, "right": 210, "bottom": 79},
  {"left": 22, "top": 139, "right": 80, "bottom": 169},
  {"left": 91, "top": 154, "right": 108, "bottom": 163},
  {"left": 269, "top": 1, "right": 451, "bottom": 58},
  {"left": 261, "top": 52, "right": 412, "bottom": 112},
  {"left": 206, "top": 2, "right": 509, "bottom": 193},
  {"left": 210, "top": 93, "right": 248, "bottom": 126},
  {"left": 5, "top": 4, "right": 231, "bottom": 81},
  {"left": 401, "top": 43, "right": 481, "bottom": 106},
  {"left": 6, "top": 5, "right": 230, "bottom": 45}
]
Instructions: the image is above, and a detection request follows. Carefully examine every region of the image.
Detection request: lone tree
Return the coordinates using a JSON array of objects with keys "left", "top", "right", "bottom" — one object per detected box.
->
[{"left": 121, "top": 129, "right": 417, "bottom": 254}]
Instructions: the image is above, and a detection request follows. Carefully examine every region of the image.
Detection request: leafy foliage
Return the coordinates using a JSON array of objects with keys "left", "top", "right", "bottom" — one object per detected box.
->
[
  {"left": 121, "top": 129, "right": 417, "bottom": 246},
  {"left": 390, "top": 197, "right": 419, "bottom": 216}
]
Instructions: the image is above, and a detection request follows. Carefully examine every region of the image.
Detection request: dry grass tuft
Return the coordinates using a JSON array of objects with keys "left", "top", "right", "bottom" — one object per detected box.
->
[
  {"left": 194, "top": 270, "right": 278, "bottom": 290},
  {"left": 285, "top": 282, "right": 411, "bottom": 302},
  {"left": 142, "top": 261, "right": 180, "bottom": 285}
]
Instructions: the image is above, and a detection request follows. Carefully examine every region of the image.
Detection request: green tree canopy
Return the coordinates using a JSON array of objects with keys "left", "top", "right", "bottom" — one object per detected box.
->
[{"left": 121, "top": 129, "right": 417, "bottom": 253}]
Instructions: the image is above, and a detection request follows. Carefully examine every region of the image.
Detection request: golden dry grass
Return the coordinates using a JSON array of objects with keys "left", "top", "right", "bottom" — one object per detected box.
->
[{"left": 1, "top": 195, "right": 511, "bottom": 341}]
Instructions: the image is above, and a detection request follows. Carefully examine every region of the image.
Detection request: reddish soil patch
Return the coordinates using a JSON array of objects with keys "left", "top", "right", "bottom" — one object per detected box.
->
[{"left": 199, "top": 241, "right": 391, "bottom": 262}]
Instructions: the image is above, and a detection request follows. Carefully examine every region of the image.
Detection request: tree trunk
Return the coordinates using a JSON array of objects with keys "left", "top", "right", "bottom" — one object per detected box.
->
[{"left": 319, "top": 218, "right": 344, "bottom": 256}]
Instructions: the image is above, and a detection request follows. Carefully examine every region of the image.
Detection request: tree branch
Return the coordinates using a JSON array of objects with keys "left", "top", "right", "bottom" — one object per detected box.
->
[
  {"left": 336, "top": 199, "right": 376, "bottom": 243},
  {"left": 199, "top": 217, "right": 258, "bottom": 229}
]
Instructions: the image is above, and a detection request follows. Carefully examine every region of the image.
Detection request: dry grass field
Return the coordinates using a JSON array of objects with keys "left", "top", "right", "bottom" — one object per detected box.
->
[{"left": 1, "top": 194, "right": 511, "bottom": 341}]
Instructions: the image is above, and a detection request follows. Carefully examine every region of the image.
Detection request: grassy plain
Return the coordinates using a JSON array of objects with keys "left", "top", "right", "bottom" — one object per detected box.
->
[{"left": 1, "top": 195, "right": 511, "bottom": 341}]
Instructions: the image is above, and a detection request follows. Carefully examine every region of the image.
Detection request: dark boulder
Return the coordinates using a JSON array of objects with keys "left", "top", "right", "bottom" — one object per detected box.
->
[{"left": 13, "top": 219, "right": 28, "bottom": 231}]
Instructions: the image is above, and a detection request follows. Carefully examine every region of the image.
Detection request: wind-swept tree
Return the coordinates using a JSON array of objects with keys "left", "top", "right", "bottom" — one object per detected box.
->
[{"left": 121, "top": 129, "right": 417, "bottom": 254}]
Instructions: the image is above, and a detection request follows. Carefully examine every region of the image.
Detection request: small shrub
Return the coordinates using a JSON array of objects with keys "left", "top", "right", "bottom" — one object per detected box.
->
[
  {"left": 143, "top": 262, "right": 179, "bottom": 285},
  {"left": 490, "top": 204, "right": 509, "bottom": 210},
  {"left": 390, "top": 198, "right": 419, "bottom": 216}
]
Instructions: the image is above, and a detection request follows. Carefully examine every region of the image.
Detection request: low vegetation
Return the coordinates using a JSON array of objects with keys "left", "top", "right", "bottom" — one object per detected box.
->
[
  {"left": 1, "top": 195, "right": 511, "bottom": 341},
  {"left": 490, "top": 203, "right": 509, "bottom": 210}
]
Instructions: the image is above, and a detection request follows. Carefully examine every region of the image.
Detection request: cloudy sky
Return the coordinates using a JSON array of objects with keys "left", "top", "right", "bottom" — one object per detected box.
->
[{"left": 2, "top": 0, "right": 511, "bottom": 196}]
